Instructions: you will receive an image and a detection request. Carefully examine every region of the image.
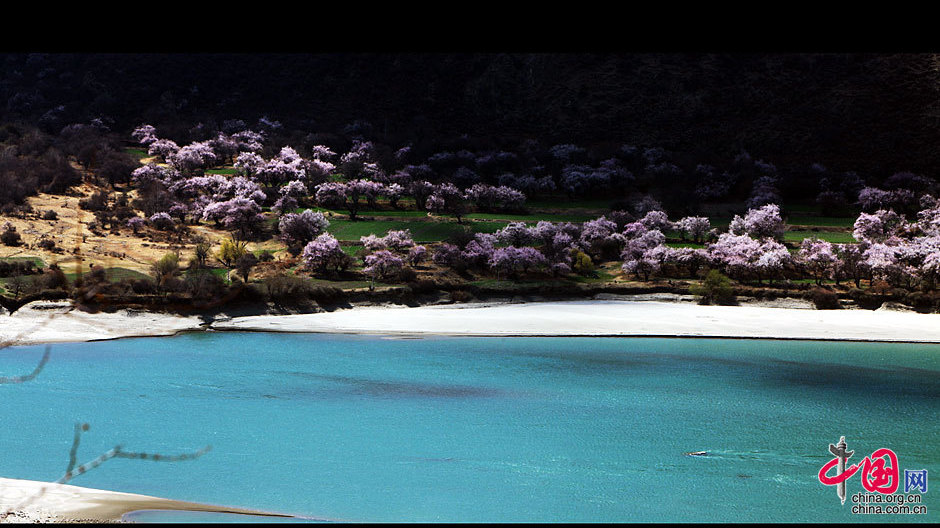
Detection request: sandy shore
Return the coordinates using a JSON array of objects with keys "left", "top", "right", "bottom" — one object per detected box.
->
[
  {"left": 0, "top": 295, "right": 940, "bottom": 345},
  {"left": 0, "top": 301, "right": 205, "bottom": 347},
  {"left": 0, "top": 477, "right": 293, "bottom": 523},
  {"left": 211, "top": 299, "right": 940, "bottom": 343},
  {"left": 4, "top": 297, "right": 940, "bottom": 347}
]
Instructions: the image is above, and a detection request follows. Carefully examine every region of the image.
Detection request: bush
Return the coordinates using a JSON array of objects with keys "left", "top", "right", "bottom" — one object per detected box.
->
[
  {"left": 0, "top": 259, "right": 36, "bottom": 277},
  {"left": 450, "top": 289, "right": 473, "bottom": 303},
  {"left": 37, "top": 238, "right": 56, "bottom": 251},
  {"left": 260, "top": 272, "right": 312, "bottom": 303},
  {"left": 235, "top": 252, "right": 259, "bottom": 282},
  {"left": 903, "top": 291, "right": 935, "bottom": 313},
  {"left": 445, "top": 227, "right": 475, "bottom": 249},
  {"left": 570, "top": 248, "right": 595, "bottom": 276},
  {"left": 131, "top": 278, "right": 158, "bottom": 294},
  {"left": 79, "top": 191, "right": 109, "bottom": 211},
  {"left": 1, "top": 223, "right": 22, "bottom": 246},
  {"left": 808, "top": 287, "right": 841, "bottom": 310},
  {"left": 409, "top": 279, "right": 438, "bottom": 294},
  {"left": 86, "top": 265, "right": 108, "bottom": 284},
  {"left": 217, "top": 238, "right": 248, "bottom": 267},
  {"left": 183, "top": 270, "right": 228, "bottom": 299},
  {"left": 190, "top": 240, "right": 211, "bottom": 269},
  {"left": 847, "top": 287, "right": 882, "bottom": 310},
  {"left": 150, "top": 252, "right": 181, "bottom": 287},
  {"left": 399, "top": 267, "right": 418, "bottom": 283},
  {"left": 309, "top": 285, "right": 345, "bottom": 304},
  {"left": 40, "top": 265, "right": 69, "bottom": 291},
  {"left": 149, "top": 212, "right": 175, "bottom": 230},
  {"left": 2, "top": 274, "right": 34, "bottom": 299},
  {"left": 690, "top": 269, "right": 736, "bottom": 305},
  {"left": 42, "top": 209, "right": 58, "bottom": 220}
]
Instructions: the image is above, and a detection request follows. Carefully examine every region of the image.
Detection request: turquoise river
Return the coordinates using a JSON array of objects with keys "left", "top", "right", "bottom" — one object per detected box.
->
[{"left": 1, "top": 332, "right": 937, "bottom": 522}]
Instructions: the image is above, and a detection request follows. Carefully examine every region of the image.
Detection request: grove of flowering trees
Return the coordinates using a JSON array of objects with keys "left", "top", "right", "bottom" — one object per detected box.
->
[
  {"left": 120, "top": 122, "right": 940, "bottom": 300},
  {"left": 416, "top": 197, "right": 940, "bottom": 296}
]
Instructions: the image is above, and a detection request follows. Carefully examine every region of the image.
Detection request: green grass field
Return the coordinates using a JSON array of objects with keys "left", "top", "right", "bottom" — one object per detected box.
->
[
  {"left": 207, "top": 267, "right": 231, "bottom": 281},
  {"left": 340, "top": 244, "right": 361, "bottom": 256},
  {"left": 464, "top": 212, "right": 596, "bottom": 222},
  {"left": 0, "top": 256, "right": 45, "bottom": 268},
  {"left": 469, "top": 278, "right": 571, "bottom": 289},
  {"left": 784, "top": 230, "right": 857, "bottom": 244},
  {"left": 124, "top": 148, "right": 149, "bottom": 160},
  {"left": 297, "top": 206, "right": 595, "bottom": 224},
  {"left": 326, "top": 218, "right": 507, "bottom": 242},
  {"left": 62, "top": 266, "right": 151, "bottom": 284},
  {"left": 286, "top": 197, "right": 866, "bottom": 252},
  {"left": 567, "top": 269, "right": 618, "bottom": 284},
  {"left": 786, "top": 215, "right": 857, "bottom": 227},
  {"left": 0, "top": 266, "right": 152, "bottom": 295},
  {"left": 666, "top": 242, "right": 706, "bottom": 249},
  {"left": 297, "top": 207, "right": 430, "bottom": 218},
  {"left": 306, "top": 277, "right": 393, "bottom": 290},
  {"left": 308, "top": 207, "right": 860, "bottom": 247},
  {"left": 526, "top": 197, "right": 614, "bottom": 210}
]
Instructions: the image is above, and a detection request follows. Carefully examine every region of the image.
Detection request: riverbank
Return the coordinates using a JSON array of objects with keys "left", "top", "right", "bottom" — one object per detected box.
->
[
  {"left": 210, "top": 298, "right": 940, "bottom": 342},
  {"left": 0, "top": 301, "right": 205, "bottom": 347},
  {"left": 0, "top": 477, "right": 294, "bottom": 523},
  {"left": 3, "top": 295, "right": 940, "bottom": 346}
]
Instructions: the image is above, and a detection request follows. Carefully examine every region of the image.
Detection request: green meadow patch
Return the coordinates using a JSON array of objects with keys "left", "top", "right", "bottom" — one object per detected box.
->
[
  {"left": 0, "top": 256, "right": 45, "bottom": 268},
  {"left": 786, "top": 215, "right": 857, "bottom": 227},
  {"left": 63, "top": 266, "right": 151, "bottom": 283},
  {"left": 305, "top": 277, "right": 393, "bottom": 290},
  {"left": 124, "top": 147, "right": 149, "bottom": 160},
  {"left": 326, "top": 218, "right": 507, "bottom": 242},
  {"left": 526, "top": 197, "right": 614, "bottom": 211},
  {"left": 783, "top": 230, "right": 857, "bottom": 244},
  {"left": 464, "top": 211, "right": 596, "bottom": 222},
  {"left": 666, "top": 242, "right": 706, "bottom": 249}
]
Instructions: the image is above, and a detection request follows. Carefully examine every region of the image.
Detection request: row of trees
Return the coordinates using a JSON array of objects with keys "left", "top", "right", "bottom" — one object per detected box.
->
[
  {"left": 129, "top": 123, "right": 940, "bottom": 227},
  {"left": 405, "top": 202, "right": 940, "bottom": 294},
  {"left": 127, "top": 127, "right": 535, "bottom": 238}
]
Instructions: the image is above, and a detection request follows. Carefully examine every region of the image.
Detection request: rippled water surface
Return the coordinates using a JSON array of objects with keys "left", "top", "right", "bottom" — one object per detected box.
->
[{"left": 1, "top": 333, "right": 937, "bottom": 522}]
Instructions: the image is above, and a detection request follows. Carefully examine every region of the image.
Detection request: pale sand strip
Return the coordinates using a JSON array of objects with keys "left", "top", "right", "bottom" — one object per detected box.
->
[
  {"left": 211, "top": 300, "right": 940, "bottom": 342},
  {"left": 0, "top": 301, "right": 205, "bottom": 347},
  {"left": 0, "top": 477, "right": 292, "bottom": 523},
  {"left": 5, "top": 299, "right": 940, "bottom": 346}
]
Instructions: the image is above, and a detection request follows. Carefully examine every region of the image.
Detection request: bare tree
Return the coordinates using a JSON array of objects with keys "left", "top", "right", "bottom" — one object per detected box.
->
[{"left": 1, "top": 310, "right": 211, "bottom": 522}]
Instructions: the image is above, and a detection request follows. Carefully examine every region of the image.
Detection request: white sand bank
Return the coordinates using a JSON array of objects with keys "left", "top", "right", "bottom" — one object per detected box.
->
[
  {"left": 211, "top": 300, "right": 940, "bottom": 342},
  {"left": 0, "top": 301, "right": 204, "bottom": 347},
  {"left": 0, "top": 477, "right": 292, "bottom": 523}
]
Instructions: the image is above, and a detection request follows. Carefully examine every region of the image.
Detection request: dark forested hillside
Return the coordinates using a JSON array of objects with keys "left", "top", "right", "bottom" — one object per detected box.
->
[{"left": 3, "top": 53, "right": 940, "bottom": 175}]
